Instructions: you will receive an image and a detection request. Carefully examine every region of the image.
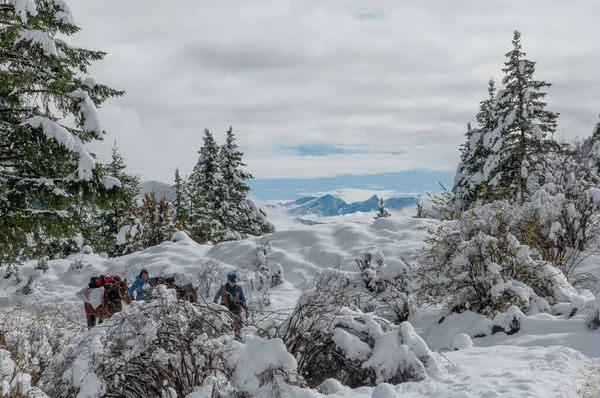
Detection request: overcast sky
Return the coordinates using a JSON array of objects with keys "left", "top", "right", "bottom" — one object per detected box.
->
[{"left": 69, "top": 0, "right": 600, "bottom": 201}]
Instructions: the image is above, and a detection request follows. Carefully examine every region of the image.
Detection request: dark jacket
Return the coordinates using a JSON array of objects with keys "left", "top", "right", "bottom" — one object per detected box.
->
[{"left": 213, "top": 283, "right": 246, "bottom": 314}]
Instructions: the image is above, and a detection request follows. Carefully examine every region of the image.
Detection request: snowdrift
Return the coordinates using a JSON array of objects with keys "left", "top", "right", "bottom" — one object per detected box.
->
[{"left": 0, "top": 216, "right": 599, "bottom": 397}]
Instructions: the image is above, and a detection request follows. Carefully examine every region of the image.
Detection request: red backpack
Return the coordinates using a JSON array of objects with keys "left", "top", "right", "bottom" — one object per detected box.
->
[{"left": 88, "top": 274, "right": 115, "bottom": 288}]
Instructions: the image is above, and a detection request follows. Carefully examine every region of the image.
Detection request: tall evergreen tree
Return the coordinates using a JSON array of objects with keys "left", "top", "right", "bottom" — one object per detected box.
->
[
  {"left": 483, "top": 31, "right": 563, "bottom": 203},
  {"left": 0, "top": 0, "right": 123, "bottom": 276},
  {"left": 188, "top": 129, "right": 225, "bottom": 242},
  {"left": 173, "top": 167, "right": 189, "bottom": 224},
  {"left": 94, "top": 141, "right": 140, "bottom": 255},
  {"left": 453, "top": 79, "right": 498, "bottom": 209},
  {"left": 220, "top": 127, "right": 274, "bottom": 238}
]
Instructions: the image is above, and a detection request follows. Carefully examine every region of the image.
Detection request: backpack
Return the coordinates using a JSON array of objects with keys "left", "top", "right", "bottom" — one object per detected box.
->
[
  {"left": 88, "top": 274, "right": 116, "bottom": 289},
  {"left": 220, "top": 284, "right": 242, "bottom": 312}
]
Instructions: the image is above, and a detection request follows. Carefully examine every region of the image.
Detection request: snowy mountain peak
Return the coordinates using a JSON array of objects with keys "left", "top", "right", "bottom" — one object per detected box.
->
[{"left": 269, "top": 194, "right": 417, "bottom": 217}]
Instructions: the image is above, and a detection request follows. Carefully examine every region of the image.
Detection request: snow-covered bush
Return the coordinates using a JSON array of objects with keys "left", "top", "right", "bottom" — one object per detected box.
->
[
  {"left": 585, "top": 293, "right": 600, "bottom": 330},
  {"left": 278, "top": 272, "right": 441, "bottom": 388},
  {"left": 41, "top": 286, "right": 236, "bottom": 397},
  {"left": 226, "top": 329, "right": 300, "bottom": 397},
  {"left": 418, "top": 201, "right": 575, "bottom": 316},
  {"left": 245, "top": 241, "right": 284, "bottom": 291},
  {"left": 0, "top": 306, "right": 83, "bottom": 394},
  {"left": 41, "top": 286, "right": 300, "bottom": 397},
  {"left": 356, "top": 252, "right": 387, "bottom": 294},
  {"left": 0, "top": 349, "right": 49, "bottom": 397},
  {"left": 35, "top": 256, "right": 50, "bottom": 273},
  {"left": 513, "top": 150, "right": 600, "bottom": 280},
  {"left": 353, "top": 252, "right": 412, "bottom": 324}
]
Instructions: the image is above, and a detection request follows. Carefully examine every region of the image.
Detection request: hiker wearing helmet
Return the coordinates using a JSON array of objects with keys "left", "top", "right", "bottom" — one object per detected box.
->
[
  {"left": 129, "top": 268, "right": 151, "bottom": 301},
  {"left": 213, "top": 272, "right": 248, "bottom": 335}
]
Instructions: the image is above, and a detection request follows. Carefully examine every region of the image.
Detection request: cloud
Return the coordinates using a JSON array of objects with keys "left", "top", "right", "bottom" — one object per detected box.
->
[{"left": 66, "top": 0, "right": 600, "bottom": 183}]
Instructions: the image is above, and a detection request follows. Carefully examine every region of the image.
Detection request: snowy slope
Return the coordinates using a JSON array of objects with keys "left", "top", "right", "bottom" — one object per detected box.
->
[{"left": 1, "top": 216, "right": 600, "bottom": 397}]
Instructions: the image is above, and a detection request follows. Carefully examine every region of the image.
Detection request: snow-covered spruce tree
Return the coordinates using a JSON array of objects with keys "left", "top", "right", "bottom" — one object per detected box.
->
[
  {"left": 119, "top": 192, "right": 180, "bottom": 254},
  {"left": 219, "top": 126, "right": 274, "bottom": 239},
  {"left": 374, "top": 197, "right": 391, "bottom": 219},
  {"left": 452, "top": 79, "right": 498, "bottom": 210},
  {"left": 482, "top": 31, "right": 564, "bottom": 204},
  {"left": 220, "top": 127, "right": 251, "bottom": 231},
  {"left": 90, "top": 141, "right": 140, "bottom": 255},
  {"left": 0, "top": 0, "right": 123, "bottom": 278},
  {"left": 187, "top": 128, "right": 226, "bottom": 243},
  {"left": 172, "top": 166, "right": 189, "bottom": 225}
]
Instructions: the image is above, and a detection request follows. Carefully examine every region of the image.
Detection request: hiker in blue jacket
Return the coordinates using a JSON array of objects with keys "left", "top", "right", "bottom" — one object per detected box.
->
[
  {"left": 213, "top": 272, "right": 248, "bottom": 334},
  {"left": 129, "top": 268, "right": 152, "bottom": 301}
]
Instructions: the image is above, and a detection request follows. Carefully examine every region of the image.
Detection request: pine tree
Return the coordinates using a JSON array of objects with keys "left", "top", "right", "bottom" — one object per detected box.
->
[
  {"left": 0, "top": 0, "right": 123, "bottom": 276},
  {"left": 374, "top": 197, "right": 391, "bottom": 219},
  {"left": 92, "top": 141, "right": 140, "bottom": 254},
  {"left": 483, "top": 31, "right": 564, "bottom": 203},
  {"left": 219, "top": 126, "right": 273, "bottom": 237},
  {"left": 453, "top": 79, "right": 498, "bottom": 209},
  {"left": 188, "top": 129, "right": 225, "bottom": 242},
  {"left": 220, "top": 127, "right": 251, "bottom": 229},
  {"left": 173, "top": 167, "right": 189, "bottom": 224}
]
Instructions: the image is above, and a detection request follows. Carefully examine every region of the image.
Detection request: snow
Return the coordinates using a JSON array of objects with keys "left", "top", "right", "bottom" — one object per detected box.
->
[
  {"left": 452, "top": 333, "right": 473, "bottom": 350},
  {"left": 2, "top": 215, "right": 600, "bottom": 397},
  {"left": 532, "top": 123, "right": 543, "bottom": 140},
  {"left": 24, "top": 116, "right": 96, "bottom": 180},
  {"left": 332, "top": 328, "right": 371, "bottom": 360},
  {"left": 10, "top": 0, "right": 38, "bottom": 24},
  {"left": 70, "top": 90, "right": 103, "bottom": 138},
  {"left": 102, "top": 176, "right": 121, "bottom": 189},
  {"left": 228, "top": 332, "right": 298, "bottom": 395},
  {"left": 18, "top": 30, "right": 61, "bottom": 57},
  {"left": 588, "top": 188, "right": 600, "bottom": 204},
  {"left": 52, "top": 0, "right": 74, "bottom": 24}
]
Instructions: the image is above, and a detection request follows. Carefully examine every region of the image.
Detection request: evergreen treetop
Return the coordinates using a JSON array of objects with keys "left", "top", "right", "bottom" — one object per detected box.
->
[{"left": 484, "top": 30, "right": 563, "bottom": 202}]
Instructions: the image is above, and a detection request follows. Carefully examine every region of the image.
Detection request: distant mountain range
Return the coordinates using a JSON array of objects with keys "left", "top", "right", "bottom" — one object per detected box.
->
[
  {"left": 268, "top": 194, "right": 417, "bottom": 217},
  {"left": 137, "top": 181, "right": 416, "bottom": 219}
]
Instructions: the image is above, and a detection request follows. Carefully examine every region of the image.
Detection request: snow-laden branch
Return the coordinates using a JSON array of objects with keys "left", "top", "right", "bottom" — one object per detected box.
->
[
  {"left": 10, "top": 0, "right": 37, "bottom": 24},
  {"left": 17, "top": 29, "right": 63, "bottom": 58},
  {"left": 23, "top": 116, "right": 96, "bottom": 180},
  {"left": 70, "top": 90, "right": 103, "bottom": 138}
]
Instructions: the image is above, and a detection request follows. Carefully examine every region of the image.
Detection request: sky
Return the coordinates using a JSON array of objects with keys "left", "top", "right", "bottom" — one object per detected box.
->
[{"left": 67, "top": 0, "right": 600, "bottom": 202}]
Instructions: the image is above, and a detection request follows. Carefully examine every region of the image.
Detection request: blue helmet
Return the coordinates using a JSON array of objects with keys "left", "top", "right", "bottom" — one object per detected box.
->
[{"left": 227, "top": 272, "right": 238, "bottom": 283}]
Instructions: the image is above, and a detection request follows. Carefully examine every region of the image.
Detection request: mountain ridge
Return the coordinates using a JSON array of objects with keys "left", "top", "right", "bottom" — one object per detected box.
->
[{"left": 268, "top": 194, "right": 417, "bottom": 217}]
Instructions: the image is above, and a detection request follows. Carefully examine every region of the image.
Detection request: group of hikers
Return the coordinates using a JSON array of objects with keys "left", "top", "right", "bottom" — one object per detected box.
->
[{"left": 84, "top": 268, "right": 249, "bottom": 333}]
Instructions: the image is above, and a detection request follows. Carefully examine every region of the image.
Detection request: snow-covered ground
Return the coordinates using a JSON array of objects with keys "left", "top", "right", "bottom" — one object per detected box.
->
[{"left": 1, "top": 215, "right": 600, "bottom": 397}]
